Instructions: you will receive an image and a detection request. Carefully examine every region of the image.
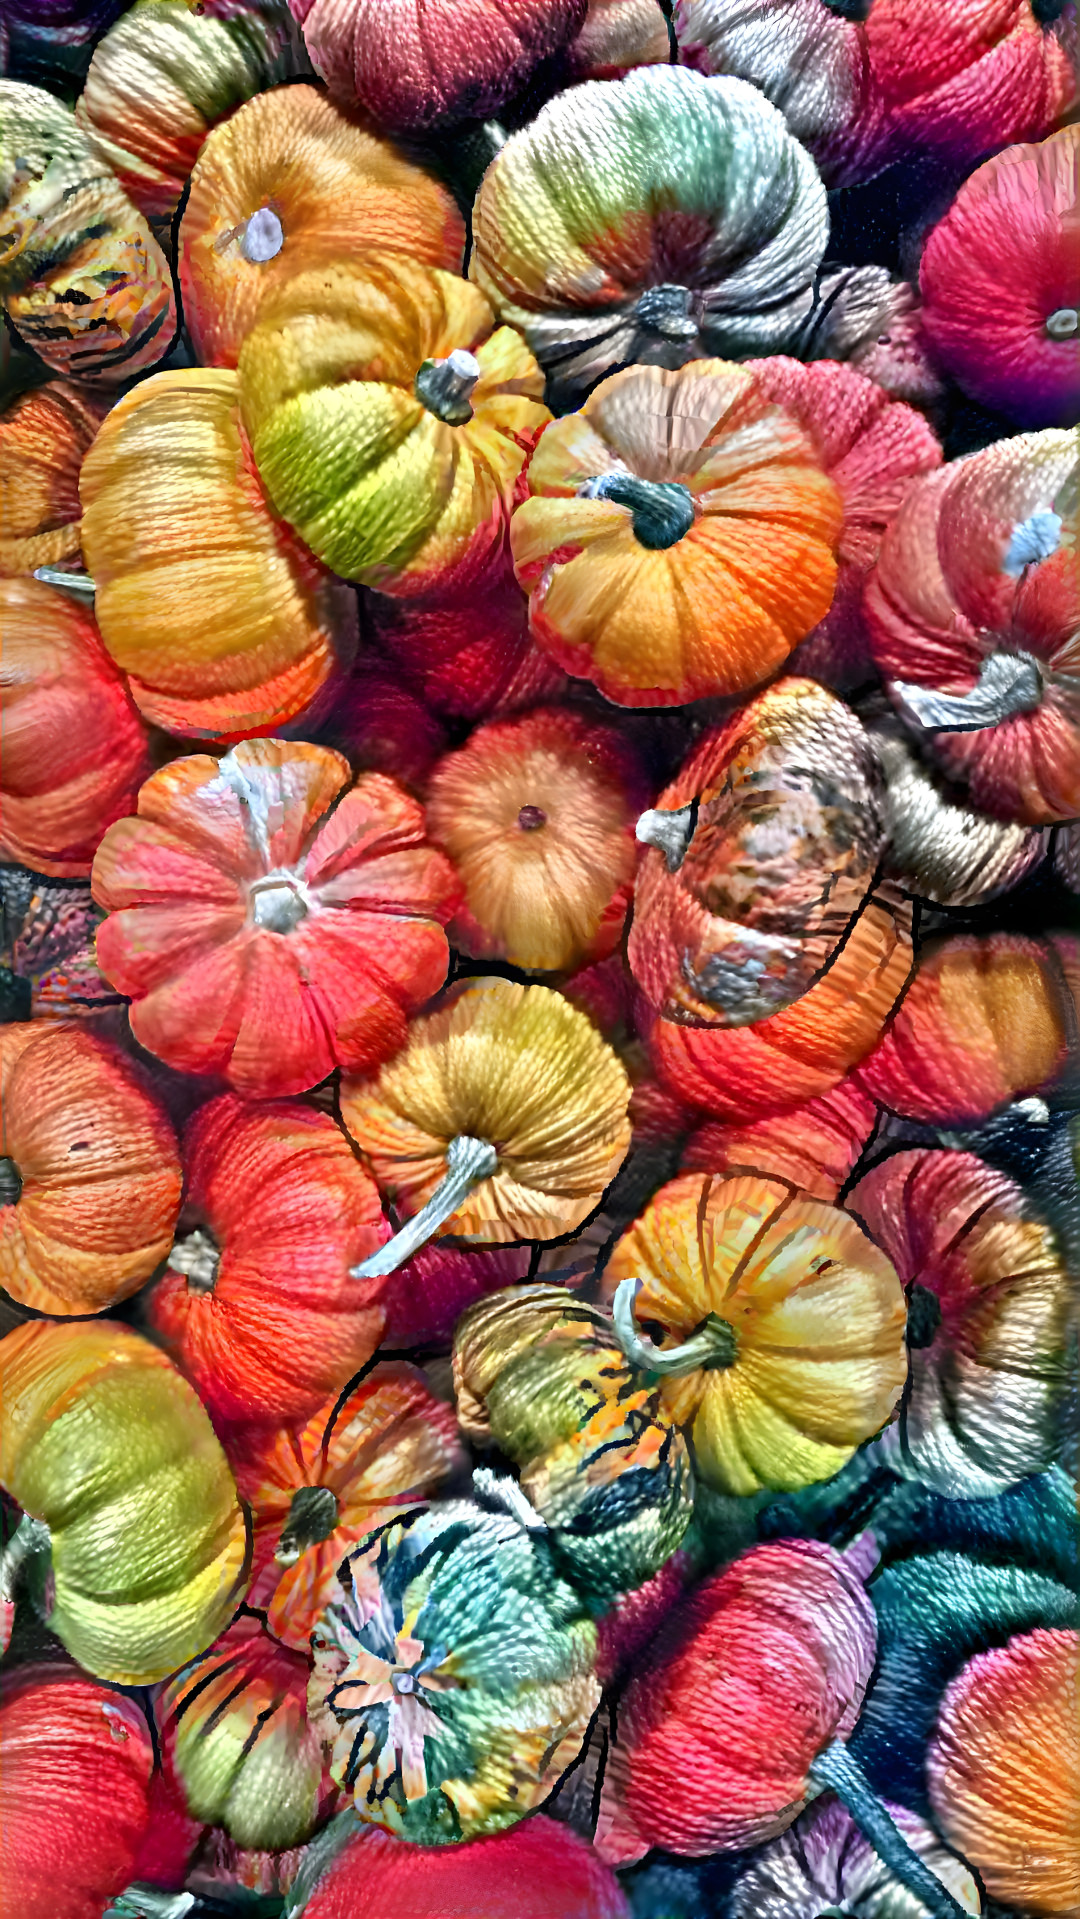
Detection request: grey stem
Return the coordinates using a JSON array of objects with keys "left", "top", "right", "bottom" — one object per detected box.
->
[
  {"left": 275, "top": 1484, "right": 340, "bottom": 1565},
  {"left": 414, "top": 349, "right": 482, "bottom": 425},
  {"left": 1, "top": 1513, "right": 52, "bottom": 1613},
  {"left": 1045, "top": 307, "right": 1078, "bottom": 339},
  {"left": 893, "top": 651, "right": 1043, "bottom": 732},
  {"left": 33, "top": 566, "right": 96, "bottom": 601},
  {"left": 636, "top": 804, "right": 695, "bottom": 872},
  {"left": 217, "top": 747, "right": 273, "bottom": 865},
  {"left": 238, "top": 204, "right": 284, "bottom": 263},
  {"left": 168, "top": 1227, "right": 220, "bottom": 1293},
  {"left": 352, "top": 1134, "right": 499, "bottom": 1279},
  {"left": 612, "top": 1278, "right": 738, "bottom": 1377},
  {"left": 808, "top": 1741, "right": 969, "bottom": 1919},
  {"left": 106, "top": 1893, "right": 196, "bottom": 1919},
  {"left": 635, "top": 282, "right": 699, "bottom": 341}
]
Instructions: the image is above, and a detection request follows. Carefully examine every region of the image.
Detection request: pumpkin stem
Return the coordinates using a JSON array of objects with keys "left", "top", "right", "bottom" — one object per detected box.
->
[
  {"left": 893, "top": 651, "right": 1043, "bottom": 731},
  {"left": 635, "top": 804, "right": 695, "bottom": 872},
  {"left": 32, "top": 566, "right": 96, "bottom": 601},
  {"left": 414, "top": 349, "right": 482, "bottom": 425},
  {"left": 819, "top": 0, "right": 872, "bottom": 18},
  {"left": 808, "top": 1741, "right": 970, "bottom": 1919},
  {"left": 238, "top": 205, "right": 284, "bottom": 264},
  {"left": 0, "top": 1156, "right": 22, "bottom": 1207},
  {"left": 276, "top": 1484, "right": 341, "bottom": 1566},
  {"left": 168, "top": 1227, "right": 220, "bottom": 1293},
  {"left": 1045, "top": 307, "right": 1078, "bottom": 338},
  {"left": 904, "top": 1282, "right": 942, "bottom": 1350},
  {"left": 0, "top": 1512, "right": 52, "bottom": 1653},
  {"left": 612, "top": 1278, "right": 738, "bottom": 1377},
  {"left": 579, "top": 474, "right": 695, "bottom": 550},
  {"left": 351, "top": 1134, "right": 500, "bottom": 1279},
  {"left": 634, "top": 283, "right": 699, "bottom": 342},
  {"left": 106, "top": 1890, "right": 196, "bottom": 1918}
]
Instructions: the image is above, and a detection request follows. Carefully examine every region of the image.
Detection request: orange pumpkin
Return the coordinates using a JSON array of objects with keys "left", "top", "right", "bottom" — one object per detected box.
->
[
  {"left": 0, "top": 382, "right": 104, "bottom": 577},
  {"left": 0, "top": 578, "right": 151, "bottom": 878},
  {"left": 78, "top": 368, "right": 358, "bottom": 740},
  {"left": 680, "top": 1079, "right": 878, "bottom": 1204},
  {"left": 0, "top": 1020, "right": 181, "bottom": 1316},
  {"left": 511, "top": 361, "right": 842, "bottom": 706},
  {"left": 177, "top": 82, "right": 465, "bottom": 367}
]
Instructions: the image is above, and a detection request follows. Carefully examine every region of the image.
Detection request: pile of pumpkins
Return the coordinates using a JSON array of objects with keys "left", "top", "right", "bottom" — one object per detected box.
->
[{"left": 0, "top": 2, "right": 1077, "bottom": 1916}]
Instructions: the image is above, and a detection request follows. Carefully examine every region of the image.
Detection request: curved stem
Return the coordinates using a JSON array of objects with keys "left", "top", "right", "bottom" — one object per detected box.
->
[
  {"left": 808, "top": 1741, "right": 969, "bottom": 1919},
  {"left": 612, "top": 1278, "right": 737, "bottom": 1377},
  {"left": 32, "top": 566, "right": 96, "bottom": 601},
  {"left": 1, "top": 1513, "right": 52, "bottom": 1652},
  {"left": 636, "top": 804, "right": 695, "bottom": 872},
  {"left": 352, "top": 1134, "right": 499, "bottom": 1279},
  {"left": 893, "top": 651, "right": 1043, "bottom": 732}
]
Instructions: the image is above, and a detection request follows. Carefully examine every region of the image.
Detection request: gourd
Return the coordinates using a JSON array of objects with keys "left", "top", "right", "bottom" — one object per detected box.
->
[
  {"left": 0, "top": 871, "right": 122, "bottom": 1023},
  {"left": 367, "top": 556, "right": 566, "bottom": 721},
  {"left": 729, "top": 1794, "right": 980, "bottom": 1918},
  {"left": 680, "top": 1078, "right": 878, "bottom": 1203},
  {"left": 874, "top": 727, "right": 1049, "bottom": 907},
  {"left": 0, "top": 381, "right": 104, "bottom": 577},
  {"left": 568, "top": 0, "right": 671, "bottom": 77}
]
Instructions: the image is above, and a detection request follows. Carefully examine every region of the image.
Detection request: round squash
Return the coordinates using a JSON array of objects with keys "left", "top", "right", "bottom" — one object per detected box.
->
[
  {"left": 469, "top": 65, "right": 829, "bottom": 395},
  {"left": 367, "top": 555, "right": 564, "bottom": 721},
  {"left": 178, "top": 82, "right": 465, "bottom": 366},
  {"left": 0, "top": 382, "right": 104, "bottom": 577},
  {"left": 0, "top": 872, "right": 123, "bottom": 1023},
  {"left": 238, "top": 252, "right": 550, "bottom": 596},
  {"left": 0, "top": 1020, "right": 181, "bottom": 1317},
  {"left": 0, "top": 1319, "right": 250, "bottom": 1684},
  {"left": 568, "top": 0, "right": 671, "bottom": 77},
  {"left": 0, "top": 577, "right": 151, "bottom": 878},
  {"left": 91, "top": 740, "right": 460, "bottom": 1096},
  {"left": 680, "top": 1078, "right": 878, "bottom": 1203},
  {"left": 511, "top": 364, "right": 842, "bottom": 707}
]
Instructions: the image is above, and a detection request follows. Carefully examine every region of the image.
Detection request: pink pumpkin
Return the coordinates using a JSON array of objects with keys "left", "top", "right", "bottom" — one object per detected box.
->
[{"left": 301, "top": 1817, "right": 631, "bottom": 1918}]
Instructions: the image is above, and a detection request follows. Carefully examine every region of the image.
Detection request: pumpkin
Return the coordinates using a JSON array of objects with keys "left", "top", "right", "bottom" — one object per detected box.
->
[
  {"left": 730, "top": 1795, "right": 981, "bottom": 1919},
  {"left": 91, "top": 740, "right": 459, "bottom": 1097},
  {"left": 0, "top": 871, "right": 123, "bottom": 1022},
  {"left": 0, "top": 1319, "right": 250, "bottom": 1683},
  {"left": 0, "top": 578, "right": 151, "bottom": 879},
  {"left": 0, "top": 1669, "right": 155, "bottom": 1919},
  {"left": 680, "top": 1078, "right": 878, "bottom": 1203},
  {"left": 920, "top": 124, "right": 1080, "bottom": 431},
  {"left": 425, "top": 707, "right": 643, "bottom": 973},
  {"left": 927, "top": 1628, "right": 1080, "bottom": 1915},
  {"left": 855, "top": 934, "right": 1076, "bottom": 1126},
  {"left": 0, "top": 1020, "right": 181, "bottom": 1317},
  {"left": 306, "top": 1491, "right": 601, "bottom": 1842},
  {"left": 875, "top": 727, "right": 1049, "bottom": 907},
  {"left": 149, "top": 1095, "right": 392, "bottom": 1428},
  {"left": 238, "top": 253, "right": 550, "bottom": 596},
  {"left": 291, "top": 0, "right": 588, "bottom": 130},
  {"left": 469, "top": 65, "right": 829, "bottom": 396},
  {"left": 75, "top": 0, "right": 301, "bottom": 224},
  {"left": 339, "top": 975, "right": 632, "bottom": 1272},
  {"left": 78, "top": 367, "right": 359, "bottom": 740},
  {"left": 0, "top": 382, "right": 104, "bottom": 577},
  {"left": 628, "top": 679, "right": 886, "bottom": 1023},
  {"left": 367, "top": 557, "right": 566, "bottom": 722},
  {"left": 511, "top": 365, "right": 842, "bottom": 707},
  {"left": 864, "top": 430, "right": 1079, "bottom": 825},
  {"left": 311, "top": 645, "right": 450, "bottom": 792},
  {"left": 0, "top": 82, "right": 177, "bottom": 383},
  {"left": 227, "top": 1363, "right": 464, "bottom": 1650},
  {"left": 380, "top": 1243, "right": 532, "bottom": 1349},
  {"left": 162, "top": 1612, "right": 330, "bottom": 1853},
  {"left": 178, "top": 83, "right": 465, "bottom": 367},
  {"left": 848, "top": 1148, "right": 1071, "bottom": 1498},
  {"left": 568, "top": 0, "right": 671, "bottom": 77},
  {"left": 453, "top": 1283, "right": 694, "bottom": 1609},
  {"left": 602, "top": 1171, "right": 907, "bottom": 1495}
]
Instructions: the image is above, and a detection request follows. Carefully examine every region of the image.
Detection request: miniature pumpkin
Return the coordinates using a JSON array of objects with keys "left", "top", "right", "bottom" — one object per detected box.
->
[
  {"left": 864, "top": 429, "right": 1079, "bottom": 824},
  {"left": 310, "top": 646, "right": 450, "bottom": 792},
  {"left": 568, "top": 0, "right": 671, "bottom": 77},
  {"left": 730, "top": 1794, "right": 981, "bottom": 1919},
  {"left": 0, "top": 872, "right": 124, "bottom": 1022},
  {"left": 149, "top": 1095, "right": 391, "bottom": 1427},
  {"left": 512, "top": 365, "right": 842, "bottom": 707},
  {"left": 680, "top": 1078, "right": 878, "bottom": 1203},
  {"left": 91, "top": 740, "right": 460, "bottom": 1097},
  {"left": 380, "top": 1243, "right": 532, "bottom": 1349},
  {"left": 920, "top": 124, "right": 1080, "bottom": 430},
  {"left": 469, "top": 65, "right": 829, "bottom": 395},
  {"left": 454, "top": 1284, "right": 694, "bottom": 1609},
  {"left": 0, "top": 382, "right": 104, "bottom": 577},
  {"left": 307, "top": 1492, "right": 601, "bottom": 1842},
  {"left": 0, "top": 1669, "right": 155, "bottom": 1919},
  {"left": 339, "top": 975, "right": 632, "bottom": 1272},
  {"left": 603, "top": 1171, "right": 907, "bottom": 1495},
  {"left": 367, "top": 557, "right": 565, "bottom": 722},
  {"left": 426, "top": 707, "right": 643, "bottom": 972},
  {"left": 0, "top": 1319, "right": 250, "bottom": 1683},
  {"left": 849, "top": 1148, "right": 1071, "bottom": 1498},
  {"left": 875, "top": 727, "right": 1049, "bottom": 907},
  {"left": 0, "top": 578, "right": 151, "bottom": 878},
  {"left": 291, "top": 0, "right": 587, "bottom": 130},
  {"left": 178, "top": 83, "right": 465, "bottom": 367},
  {"left": 0, "top": 1020, "right": 181, "bottom": 1317},
  {"left": 927, "top": 1628, "right": 1080, "bottom": 1915},
  {"left": 855, "top": 934, "right": 1076, "bottom": 1125},
  {"left": 78, "top": 367, "right": 359, "bottom": 740},
  {"left": 76, "top": 0, "right": 301, "bottom": 224},
  {"left": 228, "top": 1363, "right": 464, "bottom": 1650},
  {"left": 628, "top": 679, "right": 885, "bottom": 1022},
  {"left": 238, "top": 253, "right": 550, "bottom": 595}
]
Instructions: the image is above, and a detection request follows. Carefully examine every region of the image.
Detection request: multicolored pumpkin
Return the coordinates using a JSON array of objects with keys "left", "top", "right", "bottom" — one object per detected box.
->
[
  {"left": 291, "top": 0, "right": 588, "bottom": 129},
  {"left": 730, "top": 1793, "right": 981, "bottom": 1919},
  {"left": 91, "top": 740, "right": 460, "bottom": 1096},
  {"left": 178, "top": 83, "right": 465, "bottom": 366},
  {"left": 0, "top": 1020, "right": 181, "bottom": 1317},
  {"left": 849, "top": 1148, "right": 1071, "bottom": 1498},
  {"left": 512, "top": 365, "right": 842, "bottom": 706},
  {"left": 0, "top": 578, "right": 150, "bottom": 878},
  {"left": 0, "top": 382, "right": 104, "bottom": 577},
  {"left": 453, "top": 1283, "right": 694, "bottom": 1609},
  {"left": 470, "top": 65, "right": 829, "bottom": 394},
  {"left": 863, "top": 428, "right": 1079, "bottom": 825},
  {"left": 0, "top": 1319, "right": 250, "bottom": 1683},
  {"left": 238, "top": 253, "right": 550, "bottom": 595},
  {"left": 78, "top": 367, "right": 359, "bottom": 740},
  {"left": 602, "top": 1172, "right": 907, "bottom": 1496},
  {"left": 680, "top": 1078, "right": 878, "bottom": 1203}
]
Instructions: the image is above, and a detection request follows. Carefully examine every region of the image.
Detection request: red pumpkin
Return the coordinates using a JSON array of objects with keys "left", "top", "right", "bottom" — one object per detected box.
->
[
  {"left": 0, "top": 578, "right": 150, "bottom": 879},
  {"left": 380, "top": 1242, "right": 532, "bottom": 1348},
  {"left": 90, "top": 740, "right": 460, "bottom": 1097},
  {"left": 149, "top": 1094, "right": 390, "bottom": 1426},
  {"left": 367, "top": 557, "right": 566, "bottom": 722},
  {"left": 920, "top": 124, "right": 1080, "bottom": 430},
  {"left": 681, "top": 1078, "right": 878, "bottom": 1202},
  {"left": 311, "top": 646, "right": 449, "bottom": 792}
]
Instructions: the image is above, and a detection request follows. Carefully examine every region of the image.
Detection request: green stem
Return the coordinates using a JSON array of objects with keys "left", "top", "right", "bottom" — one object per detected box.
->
[
  {"left": 106, "top": 1891, "right": 195, "bottom": 1919},
  {"left": 275, "top": 1484, "right": 340, "bottom": 1566},
  {"left": 414, "top": 349, "right": 481, "bottom": 425},
  {"left": 352, "top": 1134, "right": 498, "bottom": 1279},
  {"left": 808, "top": 1741, "right": 969, "bottom": 1919},
  {"left": 580, "top": 473, "right": 695, "bottom": 550},
  {"left": 1, "top": 1512, "right": 52, "bottom": 1649},
  {"left": 612, "top": 1278, "right": 737, "bottom": 1377}
]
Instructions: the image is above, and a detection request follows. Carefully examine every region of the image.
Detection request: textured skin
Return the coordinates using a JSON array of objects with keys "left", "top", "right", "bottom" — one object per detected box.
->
[
  {"left": 680, "top": 1077, "right": 878, "bottom": 1201},
  {"left": 731, "top": 1794, "right": 980, "bottom": 1917},
  {"left": 301, "top": 1817, "right": 630, "bottom": 1918},
  {"left": 0, "top": 382, "right": 105, "bottom": 577},
  {"left": 367, "top": 556, "right": 565, "bottom": 721},
  {"left": 568, "top": 0, "right": 671, "bottom": 77}
]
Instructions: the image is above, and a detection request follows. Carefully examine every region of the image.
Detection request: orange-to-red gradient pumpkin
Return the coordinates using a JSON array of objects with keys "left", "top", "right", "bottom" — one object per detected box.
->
[{"left": 0, "top": 381, "right": 104, "bottom": 577}]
